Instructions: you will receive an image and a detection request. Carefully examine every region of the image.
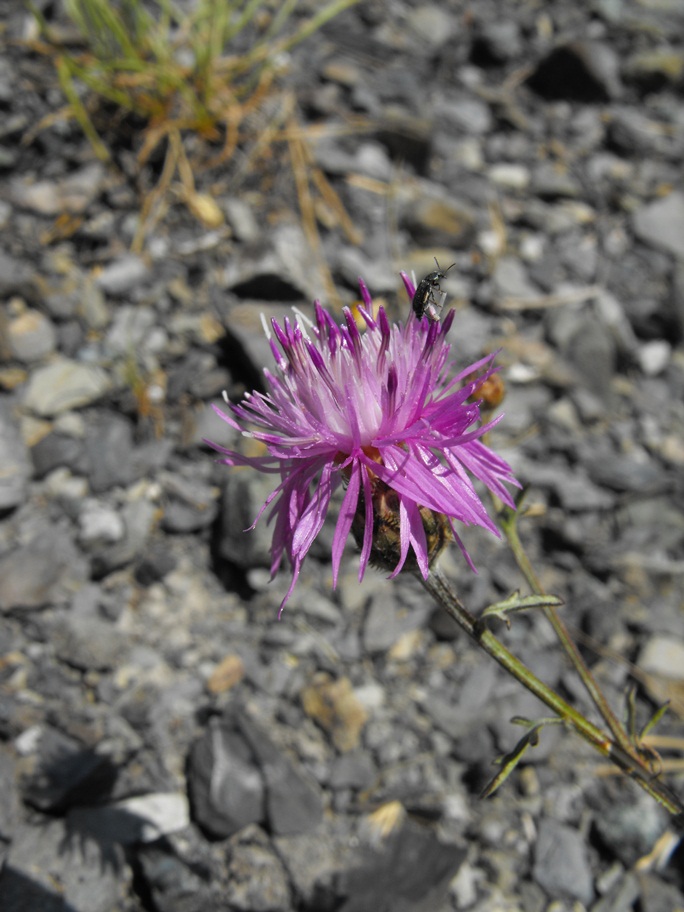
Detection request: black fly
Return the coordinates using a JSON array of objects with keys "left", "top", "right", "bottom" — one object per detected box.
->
[{"left": 411, "top": 258, "right": 456, "bottom": 322}]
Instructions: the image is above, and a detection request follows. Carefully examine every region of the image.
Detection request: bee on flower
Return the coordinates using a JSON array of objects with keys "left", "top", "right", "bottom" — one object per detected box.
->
[{"left": 206, "top": 272, "right": 519, "bottom": 615}]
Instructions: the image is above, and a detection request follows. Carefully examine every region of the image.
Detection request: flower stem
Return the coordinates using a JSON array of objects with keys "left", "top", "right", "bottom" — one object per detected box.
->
[
  {"left": 420, "top": 566, "right": 684, "bottom": 818},
  {"left": 499, "top": 508, "right": 637, "bottom": 757}
]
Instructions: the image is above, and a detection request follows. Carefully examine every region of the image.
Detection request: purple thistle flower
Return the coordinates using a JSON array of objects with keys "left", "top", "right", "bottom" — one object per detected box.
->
[{"left": 207, "top": 274, "right": 520, "bottom": 614}]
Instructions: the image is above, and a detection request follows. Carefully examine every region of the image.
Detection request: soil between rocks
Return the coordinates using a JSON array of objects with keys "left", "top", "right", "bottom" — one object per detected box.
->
[{"left": 1, "top": 2, "right": 684, "bottom": 911}]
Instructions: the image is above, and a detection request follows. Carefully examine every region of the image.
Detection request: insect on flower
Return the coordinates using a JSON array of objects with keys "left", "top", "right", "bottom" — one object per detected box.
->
[
  {"left": 411, "top": 258, "right": 456, "bottom": 322},
  {"left": 206, "top": 274, "right": 519, "bottom": 615}
]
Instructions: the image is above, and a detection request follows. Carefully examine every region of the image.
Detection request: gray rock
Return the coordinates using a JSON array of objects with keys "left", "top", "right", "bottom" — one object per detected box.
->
[
  {"left": 329, "top": 750, "right": 376, "bottom": 790},
  {"left": 401, "top": 196, "right": 476, "bottom": 249},
  {"left": 584, "top": 452, "right": 663, "bottom": 494},
  {"left": 533, "top": 817, "right": 593, "bottom": 905},
  {"left": 95, "top": 254, "right": 150, "bottom": 296},
  {"left": 275, "top": 829, "right": 354, "bottom": 909},
  {"left": 0, "top": 249, "right": 35, "bottom": 297},
  {"left": 77, "top": 499, "right": 126, "bottom": 550},
  {"left": 187, "top": 716, "right": 265, "bottom": 838},
  {"left": 52, "top": 615, "right": 128, "bottom": 672},
  {"left": 225, "top": 826, "right": 291, "bottom": 912},
  {"left": 0, "top": 527, "right": 87, "bottom": 611},
  {"left": 30, "top": 430, "right": 87, "bottom": 479},
  {"left": 552, "top": 468, "right": 616, "bottom": 512},
  {"left": 638, "top": 634, "right": 684, "bottom": 680},
  {"left": 494, "top": 257, "right": 539, "bottom": 300},
  {"left": 0, "top": 398, "right": 29, "bottom": 511},
  {"left": 638, "top": 873, "right": 684, "bottom": 912},
  {"left": 137, "top": 843, "right": 220, "bottom": 912},
  {"left": 84, "top": 411, "right": 134, "bottom": 492},
  {"left": 591, "top": 871, "right": 640, "bottom": 912},
  {"left": 103, "top": 304, "right": 157, "bottom": 355},
  {"left": 633, "top": 191, "right": 684, "bottom": 259},
  {"left": 22, "top": 359, "right": 111, "bottom": 417},
  {"left": 363, "top": 595, "right": 401, "bottom": 654},
  {"left": 0, "top": 744, "right": 21, "bottom": 836},
  {"left": 0, "top": 819, "right": 127, "bottom": 912},
  {"left": 438, "top": 95, "right": 493, "bottom": 135},
  {"left": 91, "top": 499, "right": 157, "bottom": 577},
  {"left": 7, "top": 308, "right": 56, "bottom": 362},
  {"left": 237, "top": 708, "right": 324, "bottom": 836},
  {"left": 472, "top": 20, "right": 522, "bottom": 64},
  {"left": 160, "top": 473, "right": 220, "bottom": 532},
  {"left": 593, "top": 792, "right": 669, "bottom": 867},
  {"left": 9, "top": 163, "right": 105, "bottom": 215}
]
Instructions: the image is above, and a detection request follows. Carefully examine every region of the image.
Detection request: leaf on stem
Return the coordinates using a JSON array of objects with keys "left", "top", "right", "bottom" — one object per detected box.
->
[
  {"left": 481, "top": 717, "right": 563, "bottom": 799},
  {"left": 480, "top": 590, "right": 564, "bottom": 629}
]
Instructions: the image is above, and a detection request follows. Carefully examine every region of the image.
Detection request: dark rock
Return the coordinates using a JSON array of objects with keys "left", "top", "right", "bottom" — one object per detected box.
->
[
  {"left": 527, "top": 41, "right": 622, "bottom": 102},
  {"left": 225, "top": 825, "right": 291, "bottom": 912},
  {"left": 84, "top": 411, "right": 134, "bottom": 493},
  {"left": 338, "top": 817, "right": 466, "bottom": 912},
  {"left": 134, "top": 542, "right": 178, "bottom": 585},
  {"left": 19, "top": 723, "right": 117, "bottom": 812},
  {"left": 0, "top": 398, "right": 29, "bottom": 511},
  {"left": 31, "top": 430, "right": 87, "bottom": 479},
  {"left": 532, "top": 817, "right": 593, "bottom": 905},
  {"left": 0, "top": 249, "right": 34, "bottom": 297},
  {"left": 471, "top": 20, "right": 522, "bottom": 66},
  {"left": 374, "top": 115, "right": 433, "bottom": 174},
  {"left": 187, "top": 715, "right": 265, "bottom": 839},
  {"left": 237, "top": 708, "right": 324, "bottom": 836},
  {"left": 137, "top": 843, "right": 221, "bottom": 912}
]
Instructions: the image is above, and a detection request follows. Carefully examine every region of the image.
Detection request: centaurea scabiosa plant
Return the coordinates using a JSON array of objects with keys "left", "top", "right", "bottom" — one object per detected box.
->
[{"left": 208, "top": 273, "right": 684, "bottom": 821}]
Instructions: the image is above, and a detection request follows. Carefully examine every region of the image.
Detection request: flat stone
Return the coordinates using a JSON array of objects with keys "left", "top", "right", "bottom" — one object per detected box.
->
[
  {"left": 22, "top": 359, "right": 111, "bottom": 417},
  {"left": 633, "top": 191, "right": 684, "bottom": 259}
]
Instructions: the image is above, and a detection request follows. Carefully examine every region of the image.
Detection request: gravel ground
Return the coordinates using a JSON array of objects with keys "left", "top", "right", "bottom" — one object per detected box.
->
[{"left": 1, "top": 1, "right": 684, "bottom": 910}]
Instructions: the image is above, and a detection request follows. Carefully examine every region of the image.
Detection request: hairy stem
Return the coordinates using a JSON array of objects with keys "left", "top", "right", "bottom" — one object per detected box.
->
[
  {"left": 499, "top": 509, "right": 636, "bottom": 756},
  {"left": 419, "top": 566, "right": 684, "bottom": 819}
]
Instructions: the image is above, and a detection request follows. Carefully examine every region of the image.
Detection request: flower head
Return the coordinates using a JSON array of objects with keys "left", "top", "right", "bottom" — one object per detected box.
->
[{"left": 207, "top": 274, "right": 520, "bottom": 614}]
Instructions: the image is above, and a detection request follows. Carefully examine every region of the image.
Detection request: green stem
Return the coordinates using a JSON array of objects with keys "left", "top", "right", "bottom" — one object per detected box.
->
[
  {"left": 499, "top": 509, "right": 636, "bottom": 757},
  {"left": 420, "top": 566, "right": 684, "bottom": 818}
]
